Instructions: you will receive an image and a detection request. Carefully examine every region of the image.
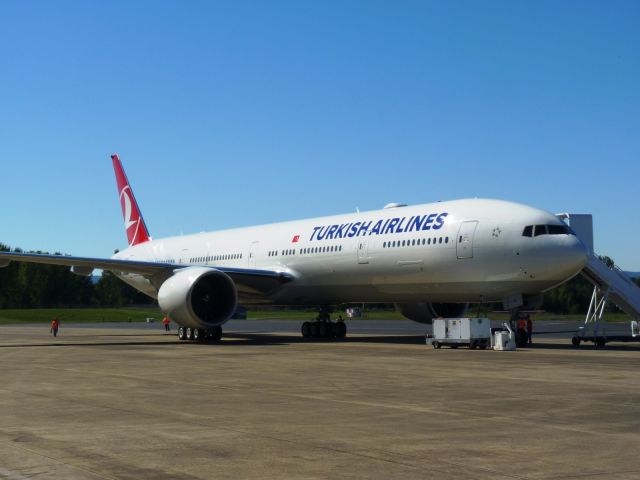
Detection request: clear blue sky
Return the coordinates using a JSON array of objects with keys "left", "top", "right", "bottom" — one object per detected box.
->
[{"left": 1, "top": 1, "right": 638, "bottom": 269}]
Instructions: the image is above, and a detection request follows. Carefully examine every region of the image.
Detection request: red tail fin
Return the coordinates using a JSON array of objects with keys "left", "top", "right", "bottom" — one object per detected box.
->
[{"left": 111, "top": 154, "right": 151, "bottom": 247}]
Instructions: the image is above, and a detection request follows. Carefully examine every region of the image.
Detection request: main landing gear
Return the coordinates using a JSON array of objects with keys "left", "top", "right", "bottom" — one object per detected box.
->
[
  {"left": 301, "top": 320, "right": 347, "bottom": 339},
  {"left": 301, "top": 309, "right": 347, "bottom": 340},
  {"left": 177, "top": 325, "right": 223, "bottom": 343}
]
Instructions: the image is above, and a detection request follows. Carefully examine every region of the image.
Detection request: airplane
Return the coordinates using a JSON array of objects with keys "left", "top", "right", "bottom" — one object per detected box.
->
[{"left": 0, "top": 154, "right": 588, "bottom": 342}]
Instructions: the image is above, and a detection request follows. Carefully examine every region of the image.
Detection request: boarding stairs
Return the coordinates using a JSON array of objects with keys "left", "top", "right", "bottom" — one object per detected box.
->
[
  {"left": 557, "top": 213, "right": 640, "bottom": 344},
  {"left": 578, "top": 254, "right": 640, "bottom": 341}
]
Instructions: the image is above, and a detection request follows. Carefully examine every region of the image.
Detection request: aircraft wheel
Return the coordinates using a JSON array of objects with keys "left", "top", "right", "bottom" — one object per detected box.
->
[
  {"left": 186, "top": 327, "right": 194, "bottom": 341},
  {"left": 432, "top": 341, "right": 441, "bottom": 349},
  {"left": 178, "top": 326, "right": 186, "bottom": 340},
  {"left": 210, "top": 326, "right": 222, "bottom": 342},
  {"left": 194, "top": 328, "right": 206, "bottom": 342},
  {"left": 318, "top": 322, "right": 330, "bottom": 339},
  {"left": 334, "top": 322, "right": 347, "bottom": 339},
  {"left": 310, "top": 322, "right": 320, "bottom": 338},
  {"left": 301, "top": 321, "right": 311, "bottom": 338},
  {"left": 571, "top": 336, "right": 581, "bottom": 347}
]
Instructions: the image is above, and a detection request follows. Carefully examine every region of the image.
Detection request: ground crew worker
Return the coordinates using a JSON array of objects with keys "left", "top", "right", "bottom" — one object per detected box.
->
[
  {"left": 517, "top": 315, "right": 527, "bottom": 346},
  {"left": 526, "top": 315, "right": 533, "bottom": 344},
  {"left": 50, "top": 318, "right": 60, "bottom": 337},
  {"left": 162, "top": 316, "right": 171, "bottom": 332}
]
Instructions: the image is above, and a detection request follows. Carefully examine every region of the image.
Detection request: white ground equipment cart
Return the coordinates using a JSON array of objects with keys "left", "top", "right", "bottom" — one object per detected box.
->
[
  {"left": 430, "top": 318, "right": 491, "bottom": 349},
  {"left": 493, "top": 323, "right": 517, "bottom": 351}
]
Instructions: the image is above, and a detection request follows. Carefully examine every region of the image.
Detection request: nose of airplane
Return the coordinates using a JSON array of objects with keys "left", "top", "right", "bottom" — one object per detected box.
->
[{"left": 556, "top": 235, "right": 589, "bottom": 278}]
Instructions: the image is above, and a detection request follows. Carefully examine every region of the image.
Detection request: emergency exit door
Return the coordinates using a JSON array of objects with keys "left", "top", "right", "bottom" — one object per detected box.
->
[
  {"left": 457, "top": 221, "right": 478, "bottom": 259},
  {"left": 357, "top": 240, "right": 369, "bottom": 264}
]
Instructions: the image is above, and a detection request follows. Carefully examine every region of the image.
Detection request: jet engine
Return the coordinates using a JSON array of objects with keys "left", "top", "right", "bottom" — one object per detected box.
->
[
  {"left": 395, "top": 302, "right": 469, "bottom": 324},
  {"left": 158, "top": 267, "right": 238, "bottom": 328}
]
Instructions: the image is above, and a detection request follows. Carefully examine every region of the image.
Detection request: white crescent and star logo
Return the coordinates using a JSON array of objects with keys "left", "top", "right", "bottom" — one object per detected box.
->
[
  {"left": 119, "top": 186, "right": 136, "bottom": 230},
  {"left": 119, "top": 185, "right": 140, "bottom": 245}
]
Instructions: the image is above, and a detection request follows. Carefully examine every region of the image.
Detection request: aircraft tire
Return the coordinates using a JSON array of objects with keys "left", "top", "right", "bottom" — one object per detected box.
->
[
  {"left": 432, "top": 341, "right": 441, "bottom": 349},
  {"left": 301, "top": 322, "right": 311, "bottom": 338},
  {"left": 194, "top": 328, "right": 206, "bottom": 342},
  {"left": 186, "top": 327, "right": 194, "bottom": 341},
  {"left": 334, "top": 322, "right": 347, "bottom": 339},
  {"left": 178, "top": 326, "right": 186, "bottom": 340},
  {"left": 310, "top": 322, "right": 320, "bottom": 338},
  {"left": 318, "top": 322, "right": 331, "bottom": 339},
  {"left": 210, "top": 326, "right": 222, "bottom": 343}
]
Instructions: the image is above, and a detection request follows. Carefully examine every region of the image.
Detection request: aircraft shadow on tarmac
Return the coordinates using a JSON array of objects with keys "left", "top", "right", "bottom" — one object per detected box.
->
[
  {"left": 522, "top": 342, "right": 640, "bottom": 352},
  {"left": 2, "top": 331, "right": 639, "bottom": 350},
  {"left": 222, "top": 332, "right": 426, "bottom": 346},
  {"left": 0, "top": 332, "right": 427, "bottom": 349}
]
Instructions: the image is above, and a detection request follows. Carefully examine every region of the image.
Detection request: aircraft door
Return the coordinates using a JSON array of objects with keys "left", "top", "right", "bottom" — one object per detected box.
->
[
  {"left": 457, "top": 221, "right": 478, "bottom": 259},
  {"left": 180, "top": 249, "right": 190, "bottom": 264},
  {"left": 357, "top": 240, "right": 369, "bottom": 264},
  {"left": 248, "top": 241, "right": 259, "bottom": 268}
]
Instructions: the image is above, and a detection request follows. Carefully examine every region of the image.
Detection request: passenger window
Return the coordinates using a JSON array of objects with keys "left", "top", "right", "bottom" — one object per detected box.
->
[
  {"left": 534, "top": 225, "right": 547, "bottom": 236},
  {"left": 439, "top": 237, "right": 442, "bottom": 244},
  {"left": 445, "top": 237, "right": 449, "bottom": 244},
  {"left": 522, "top": 226, "right": 533, "bottom": 237}
]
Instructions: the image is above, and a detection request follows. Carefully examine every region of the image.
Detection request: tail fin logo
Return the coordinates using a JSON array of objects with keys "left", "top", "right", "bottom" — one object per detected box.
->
[
  {"left": 111, "top": 154, "right": 151, "bottom": 247},
  {"left": 120, "top": 185, "right": 140, "bottom": 235}
]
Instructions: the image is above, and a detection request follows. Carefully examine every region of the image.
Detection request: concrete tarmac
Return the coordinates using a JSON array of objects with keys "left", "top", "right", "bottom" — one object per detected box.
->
[{"left": 1, "top": 323, "right": 639, "bottom": 479}]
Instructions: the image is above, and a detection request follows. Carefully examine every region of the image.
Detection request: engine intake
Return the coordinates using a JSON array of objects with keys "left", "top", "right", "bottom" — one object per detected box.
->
[{"left": 158, "top": 267, "right": 237, "bottom": 328}]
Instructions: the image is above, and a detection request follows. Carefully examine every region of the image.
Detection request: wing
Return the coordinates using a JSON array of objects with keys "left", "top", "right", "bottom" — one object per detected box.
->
[{"left": 0, "top": 251, "right": 293, "bottom": 300}]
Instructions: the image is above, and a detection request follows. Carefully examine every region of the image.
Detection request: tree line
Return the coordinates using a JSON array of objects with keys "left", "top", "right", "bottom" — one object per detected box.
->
[
  {"left": 1, "top": 242, "right": 638, "bottom": 312},
  {"left": 0, "top": 243, "right": 154, "bottom": 308}
]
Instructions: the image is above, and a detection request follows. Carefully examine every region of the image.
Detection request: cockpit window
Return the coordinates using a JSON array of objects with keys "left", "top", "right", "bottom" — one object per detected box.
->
[
  {"left": 523, "top": 224, "right": 575, "bottom": 237},
  {"left": 534, "top": 225, "right": 547, "bottom": 236}
]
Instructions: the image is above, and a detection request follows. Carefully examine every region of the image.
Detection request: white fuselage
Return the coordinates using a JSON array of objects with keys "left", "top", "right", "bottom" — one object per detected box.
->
[{"left": 113, "top": 198, "right": 587, "bottom": 305}]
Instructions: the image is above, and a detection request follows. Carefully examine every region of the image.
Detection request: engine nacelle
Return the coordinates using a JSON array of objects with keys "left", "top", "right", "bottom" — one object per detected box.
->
[
  {"left": 158, "top": 267, "right": 238, "bottom": 328},
  {"left": 396, "top": 302, "right": 469, "bottom": 324}
]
